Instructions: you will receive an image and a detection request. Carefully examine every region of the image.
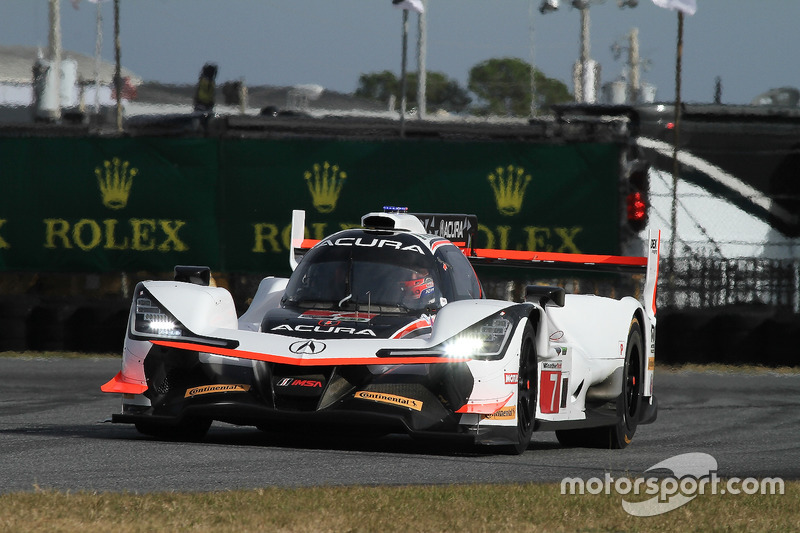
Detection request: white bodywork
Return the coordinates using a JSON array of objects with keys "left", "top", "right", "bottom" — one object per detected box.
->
[{"left": 109, "top": 209, "right": 660, "bottom": 440}]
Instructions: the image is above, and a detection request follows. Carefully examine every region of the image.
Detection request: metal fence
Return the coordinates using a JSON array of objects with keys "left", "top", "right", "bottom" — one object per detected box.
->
[
  {"left": 480, "top": 255, "right": 800, "bottom": 316},
  {"left": 659, "top": 256, "right": 800, "bottom": 314}
]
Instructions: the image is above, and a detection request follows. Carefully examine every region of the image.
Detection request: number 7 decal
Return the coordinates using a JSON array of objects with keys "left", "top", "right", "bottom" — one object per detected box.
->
[{"left": 540, "top": 370, "right": 562, "bottom": 414}]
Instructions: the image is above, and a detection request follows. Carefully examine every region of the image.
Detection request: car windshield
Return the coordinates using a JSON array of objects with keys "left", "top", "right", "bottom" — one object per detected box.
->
[{"left": 282, "top": 233, "right": 441, "bottom": 314}]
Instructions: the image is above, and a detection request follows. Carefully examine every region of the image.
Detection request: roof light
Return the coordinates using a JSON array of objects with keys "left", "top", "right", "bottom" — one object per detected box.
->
[{"left": 383, "top": 206, "right": 408, "bottom": 213}]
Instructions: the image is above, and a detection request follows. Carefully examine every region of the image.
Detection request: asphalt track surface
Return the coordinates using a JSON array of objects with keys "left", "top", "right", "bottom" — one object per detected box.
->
[{"left": 1, "top": 356, "right": 798, "bottom": 493}]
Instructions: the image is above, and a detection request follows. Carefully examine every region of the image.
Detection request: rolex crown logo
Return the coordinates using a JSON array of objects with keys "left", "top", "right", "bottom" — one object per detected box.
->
[
  {"left": 488, "top": 165, "right": 532, "bottom": 216},
  {"left": 304, "top": 161, "right": 346, "bottom": 214},
  {"left": 96, "top": 157, "right": 137, "bottom": 210}
]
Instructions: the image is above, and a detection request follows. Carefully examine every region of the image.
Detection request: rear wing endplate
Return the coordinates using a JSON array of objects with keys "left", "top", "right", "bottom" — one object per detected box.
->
[{"left": 289, "top": 209, "right": 307, "bottom": 271}]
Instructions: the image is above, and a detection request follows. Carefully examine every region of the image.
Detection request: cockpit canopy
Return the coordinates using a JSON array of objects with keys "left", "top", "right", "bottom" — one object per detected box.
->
[{"left": 281, "top": 230, "right": 482, "bottom": 314}]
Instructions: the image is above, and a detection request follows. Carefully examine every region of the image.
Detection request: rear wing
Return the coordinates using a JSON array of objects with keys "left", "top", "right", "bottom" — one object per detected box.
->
[
  {"left": 467, "top": 232, "right": 661, "bottom": 319},
  {"left": 289, "top": 209, "right": 660, "bottom": 318}
]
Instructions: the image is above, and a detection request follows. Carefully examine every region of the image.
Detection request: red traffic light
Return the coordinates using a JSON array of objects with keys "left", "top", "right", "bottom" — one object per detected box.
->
[{"left": 627, "top": 191, "right": 647, "bottom": 231}]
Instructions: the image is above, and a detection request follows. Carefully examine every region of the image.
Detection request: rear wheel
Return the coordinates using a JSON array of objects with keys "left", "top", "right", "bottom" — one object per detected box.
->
[
  {"left": 556, "top": 317, "right": 644, "bottom": 449},
  {"left": 499, "top": 321, "right": 537, "bottom": 455}
]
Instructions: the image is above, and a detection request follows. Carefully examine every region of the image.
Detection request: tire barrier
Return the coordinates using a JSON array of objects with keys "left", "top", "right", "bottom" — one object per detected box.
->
[
  {"left": 60, "top": 303, "right": 128, "bottom": 354},
  {"left": 0, "top": 297, "right": 128, "bottom": 354},
  {"left": 0, "top": 296, "right": 39, "bottom": 352},
  {"left": 656, "top": 309, "right": 800, "bottom": 367}
]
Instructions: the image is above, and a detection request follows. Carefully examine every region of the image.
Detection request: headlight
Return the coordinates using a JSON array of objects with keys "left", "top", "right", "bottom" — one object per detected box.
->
[
  {"left": 133, "top": 295, "right": 186, "bottom": 338},
  {"left": 375, "top": 310, "right": 519, "bottom": 361},
  {"left": 442, "top": 313, "right": 512, "bottom": 359}
]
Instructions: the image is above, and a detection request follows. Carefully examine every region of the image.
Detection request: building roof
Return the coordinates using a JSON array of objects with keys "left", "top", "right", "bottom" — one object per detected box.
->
[{"left": 0, "top": 45, "right": 141, "bottom": 85}]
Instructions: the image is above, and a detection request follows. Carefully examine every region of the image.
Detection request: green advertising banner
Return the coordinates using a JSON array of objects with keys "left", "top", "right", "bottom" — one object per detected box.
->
[
  {"left": 0, "top": 137, "right": 219, "bottom": 272},
  {"left": 220, "top": 138, "right": 620, "bottom": 274},
  {"left": 0, "top": 136, "right": 620, "bottom": 274}
]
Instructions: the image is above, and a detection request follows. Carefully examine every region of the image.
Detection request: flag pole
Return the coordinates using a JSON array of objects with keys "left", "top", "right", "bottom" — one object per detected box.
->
[{"left": 667, "top": 10, "right": 683, "bottom": 304}]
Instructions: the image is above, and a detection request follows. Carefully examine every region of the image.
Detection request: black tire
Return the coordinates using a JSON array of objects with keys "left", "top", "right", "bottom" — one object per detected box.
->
[
  {"left": 499, "top": 321, "right": 537, "bottom": 455},
  {"left": 556, "top": 317, "right": 644, "bottom": 449},
  {"left": 135, "top": 418, "right": 211, "bottom": 441}
]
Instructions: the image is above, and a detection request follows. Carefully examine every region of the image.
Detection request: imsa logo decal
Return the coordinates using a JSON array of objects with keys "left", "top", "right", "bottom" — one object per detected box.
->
[{"left": 354, "top": 391, "right": 423, "bottom": 411}]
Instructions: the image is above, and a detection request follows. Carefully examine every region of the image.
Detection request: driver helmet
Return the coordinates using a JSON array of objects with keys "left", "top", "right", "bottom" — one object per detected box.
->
[{"left": 400, "top": 269, "right": 435, "bottom": 302}]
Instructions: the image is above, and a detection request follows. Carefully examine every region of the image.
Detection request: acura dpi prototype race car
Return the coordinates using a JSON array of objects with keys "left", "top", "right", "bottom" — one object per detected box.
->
[{"left": 102, "top": 208, "right": 660, "bottom": 454}]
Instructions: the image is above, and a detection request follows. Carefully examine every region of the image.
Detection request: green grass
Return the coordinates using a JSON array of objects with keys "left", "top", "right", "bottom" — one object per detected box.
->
[{"left": 1, "top": 483, "right": 797, "bottom": 532}]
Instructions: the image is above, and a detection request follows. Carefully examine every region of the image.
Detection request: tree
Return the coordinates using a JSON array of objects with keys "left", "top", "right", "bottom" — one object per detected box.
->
[
  {"left": 408, "top": 71, "right": 472, "bottom": 113},
  {"left": 355, "top": 71, "right": 471, "bottom": 114},
  {"left": 468, "top": 57, "right": 572, "bottom": 116},
  {"left": 355, "top": 70, "right": 399, "bottom": 104}
]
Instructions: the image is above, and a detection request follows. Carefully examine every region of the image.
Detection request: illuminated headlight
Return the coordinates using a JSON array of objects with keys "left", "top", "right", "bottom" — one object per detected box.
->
[
  {"left": 375, "top": 311, "right": 517, "bottom": 361},
  {"left": 133, "top": 296, "right": 185, "bottom": 338},
  {"left": 442, "top": 314, "right": 512, "bottom": 359}
]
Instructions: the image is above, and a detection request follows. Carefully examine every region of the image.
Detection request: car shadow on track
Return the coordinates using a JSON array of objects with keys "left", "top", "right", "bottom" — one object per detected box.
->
[
  {"left": 1, "top": 422, "right": 563, "bottom": 457},
  {"left": 178, "top": 423, "right": 563, "bottom": 457}
]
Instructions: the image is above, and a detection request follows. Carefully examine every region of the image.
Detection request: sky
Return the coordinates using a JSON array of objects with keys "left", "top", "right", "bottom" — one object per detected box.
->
[{"left": 1, "top": 0, "right": 798, "bottom": 106}]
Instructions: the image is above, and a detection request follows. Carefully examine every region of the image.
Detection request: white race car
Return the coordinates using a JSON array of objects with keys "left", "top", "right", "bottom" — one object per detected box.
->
[{"left": 102, "top": 207, "right": 660, "bottom": 454}]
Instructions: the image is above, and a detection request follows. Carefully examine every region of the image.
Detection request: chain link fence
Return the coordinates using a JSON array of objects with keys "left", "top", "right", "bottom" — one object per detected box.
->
[{"left": 659, "top": 256, "right": 800, "bottom": 314}]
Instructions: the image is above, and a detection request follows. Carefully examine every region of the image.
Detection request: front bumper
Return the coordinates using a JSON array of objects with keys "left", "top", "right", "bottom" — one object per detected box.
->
[{"left": 113, "top": 344, "right": 493, "bottom": 441}]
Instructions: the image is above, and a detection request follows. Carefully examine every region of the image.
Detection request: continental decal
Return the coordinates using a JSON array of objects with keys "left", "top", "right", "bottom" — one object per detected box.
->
[
  {"left": 185, "top": 384, "right": 251, "bottom": 398},
  {"left": 482, "top": 405, "right": 516, "bottom": 421},
  {"left": 354, "top": 390, "right": 423, "bottom": 411}
]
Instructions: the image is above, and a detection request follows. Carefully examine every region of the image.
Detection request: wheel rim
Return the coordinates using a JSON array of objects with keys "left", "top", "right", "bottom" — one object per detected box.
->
[{"left": 625, "top": 344, "right": 641, "bottom": 420}]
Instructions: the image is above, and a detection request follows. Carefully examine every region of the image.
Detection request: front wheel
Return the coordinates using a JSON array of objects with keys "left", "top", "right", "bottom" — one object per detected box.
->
[{"left": 498, "top": 321, "right": 537, "bottom": 455}]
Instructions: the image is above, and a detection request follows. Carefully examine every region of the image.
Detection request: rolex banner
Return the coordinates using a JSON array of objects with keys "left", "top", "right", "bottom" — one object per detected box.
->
[
  {"left": 0, "top": 137, "right": 620, "bottom": 274},
  {"left": 0, "top": 138, "right": 220, "bottom": 272}
]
